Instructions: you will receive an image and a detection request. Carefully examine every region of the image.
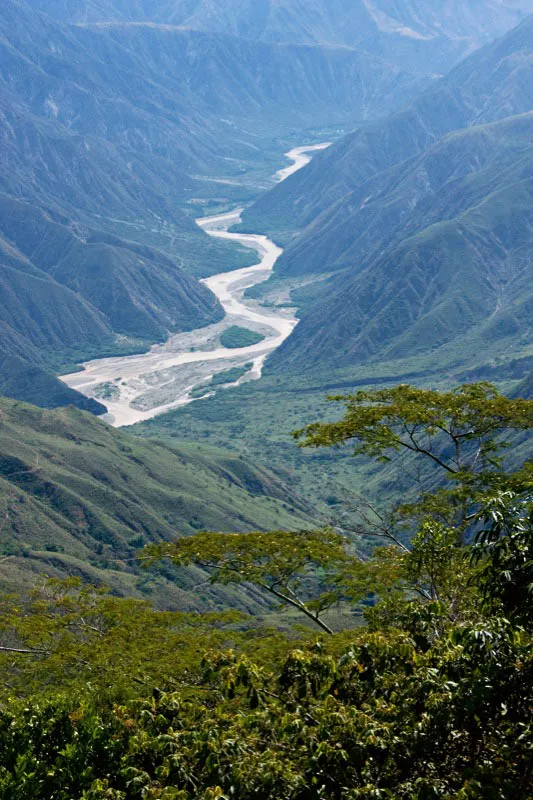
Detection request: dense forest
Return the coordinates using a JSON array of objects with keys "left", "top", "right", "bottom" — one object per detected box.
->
[{"left": 1, "top": 383, "right": 532, "bottom": 798}]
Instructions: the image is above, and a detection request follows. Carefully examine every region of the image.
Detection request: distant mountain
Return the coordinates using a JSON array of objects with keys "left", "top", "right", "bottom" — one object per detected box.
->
[
  {"left": 251, "top": 18, "right": 533, "bottom": 378},
  {"left": 1, "top": 0, "right": 421, "bottom": 194},
  {"left": 0, "top": 2, "right": 425, "bottom": 282},
  {"left": 273, "top": 117, "right": 533, "bottom": 372},
  {"left": 0, "top": 397, "right": 312, "bottom": 607},
  {"left": 0, "top": 0, "right": 429, "bottom": 409},
  {"left": 0, "top": 196, "right": 222, "bottom": 342},
  {"left": 246, "top": 14, "right": 533, "bottom": 241},
  {"left": 24, "top": 0, "right": 533, "bottom": 73}
]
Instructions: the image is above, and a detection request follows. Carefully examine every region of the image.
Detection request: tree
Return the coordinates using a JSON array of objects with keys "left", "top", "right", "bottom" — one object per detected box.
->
[
  {"left": 3, "top": 601, "right": 531, "bottom": 798},
  {"left": 0, "top": 578, "right": 266, "bottom": 700},
  {"left": 146, "top": 384, "right": 532, "bottom": 631},
  {"left": 473, "top": 491, "right": 533, "bottom": 628},
  {"left": 144, "top": 530, "right": 350, "bottom": 634},
  {"left": 1, "top": 383, "right": 532, "bottom": 798},
  {"left": 295, "top": 382, "right": 533, "bottom": 540}
]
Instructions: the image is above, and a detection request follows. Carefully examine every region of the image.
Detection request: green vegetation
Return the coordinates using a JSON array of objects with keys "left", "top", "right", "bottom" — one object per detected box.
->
[
  {"left": 211, "top": 363, "right": 254, "bottom": 385},
  {"left": 140, "top": 347, "right": 533, "bottom": 524},
  {"left": 189, "top": 364, "right": 254, "bottom": 398},
  {"left": 0, "top": 382, "right": 531, "bottom": 797},
  {"left": 138, "top": 374, "right": 358, "bottom": 512},
  {"left": 2, "top": 3, "right": 533, "bottom": 792},
  {"left": 148, "top": 382, "right": 533, "bottom": 629},
  {"left": 0, "top": 398, "right": 312, "bottom": 608},
  {"left": 220, "top": 327, "right": 266, "bottom": 349},
  {"left": 93, "top": 382, "right": 120, "bottom": 401},
  {"left": 189, "top": 385, "right": 212, "bottom": 399}
]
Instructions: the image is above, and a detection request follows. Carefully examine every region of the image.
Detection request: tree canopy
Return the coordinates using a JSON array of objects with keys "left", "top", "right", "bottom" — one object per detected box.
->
[{"left": 0, "top": 382, "right": 532, "bottom": 798}]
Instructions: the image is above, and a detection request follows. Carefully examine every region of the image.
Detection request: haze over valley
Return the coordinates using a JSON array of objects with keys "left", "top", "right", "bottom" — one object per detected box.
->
[{"left": 0, "top": 0, "right": 436, "bottom": 413}]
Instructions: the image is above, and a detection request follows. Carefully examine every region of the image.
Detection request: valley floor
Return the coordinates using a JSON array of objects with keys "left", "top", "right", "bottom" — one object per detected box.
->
[{"left": 60, "top": 145, "right": 329, "bottom": 426}]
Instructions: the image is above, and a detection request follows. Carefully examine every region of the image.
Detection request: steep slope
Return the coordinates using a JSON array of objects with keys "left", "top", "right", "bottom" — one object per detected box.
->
[
  {"left": 24, "top": 0, "right": 533, "bottom": 73},
  {"left": 513, "top": 371, "right": 533, "bottom": 398},
  {"left": 272, "top": 113, "right": 533, "bottom": 277},
  {"left": 245, "top": 14, "right": 533, "bottom": 241},
  {"left": 0, "top": 354, "right": 107, "bottom": 414},
  {"left": 272, "top": 140, "right": 533, "bottom": 372},
  {"left": 244, "top": 19, "right": 533, "bottom": 378},
  {"left": 0, "top": 398, "right": 313, "bottom": 609},
  {"left": 0, "top": 193, "right": 223, "bottom": 410},
  {"left": 0, "top": 232, "right": 113, "bottom": 412},
  {"left": 0, "top": 196, "right": 223, "bottom": 342},
  {"left": 0, "top": 243, "right": 111, "bottom": 354}
]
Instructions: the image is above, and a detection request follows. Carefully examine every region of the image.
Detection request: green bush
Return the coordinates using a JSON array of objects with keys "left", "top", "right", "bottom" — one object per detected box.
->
[{"left": 220, "top": 327, "right": 265, "bottom": 349}]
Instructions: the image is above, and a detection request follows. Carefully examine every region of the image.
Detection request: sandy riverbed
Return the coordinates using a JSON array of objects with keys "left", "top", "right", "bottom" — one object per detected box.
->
[{"left": 60, "top": 143, "right": 330, "bottom": 427}]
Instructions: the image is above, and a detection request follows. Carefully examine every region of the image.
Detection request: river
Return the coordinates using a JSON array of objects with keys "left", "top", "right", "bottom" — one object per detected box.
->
[{"left": 60, "top": 142, "right": 330, "bottom": 427}]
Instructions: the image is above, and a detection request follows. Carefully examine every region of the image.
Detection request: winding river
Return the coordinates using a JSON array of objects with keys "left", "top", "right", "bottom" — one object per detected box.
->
[{"left": 60, "top": 143, "right": 330, "bottom": 427}]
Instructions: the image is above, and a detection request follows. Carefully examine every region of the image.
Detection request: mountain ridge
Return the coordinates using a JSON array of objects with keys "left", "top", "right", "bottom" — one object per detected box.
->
[
  {"left": 235, "top": 17, "right": 533, "bottom": 380},
  {"left": 244, "top": 13, "right": 533, "bottom": 243},
  {"left": 24, "top": 0, "right": 533, "bottom": 72},
  {"left": 0, "top": 397, "right": 313, "bottom": 608}
]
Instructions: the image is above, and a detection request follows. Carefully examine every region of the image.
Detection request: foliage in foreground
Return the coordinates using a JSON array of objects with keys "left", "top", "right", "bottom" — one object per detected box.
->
[
  {"left": 2, "top": 608, "right": 532, "bottom": 800},
  {"left": 0, "top": 383, "right": 532, "bottom": 798}
]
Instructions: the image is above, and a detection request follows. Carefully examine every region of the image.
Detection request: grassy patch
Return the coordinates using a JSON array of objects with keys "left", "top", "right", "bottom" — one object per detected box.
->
[
  {"left": 0, "top": 398, "right": 314, "bottom": 609},
  {"left": 211, "top": 363, "right": 254, "bottom": 386},
  {"left": 221, "top": 327, "right": 266, "bottom": 349}
]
